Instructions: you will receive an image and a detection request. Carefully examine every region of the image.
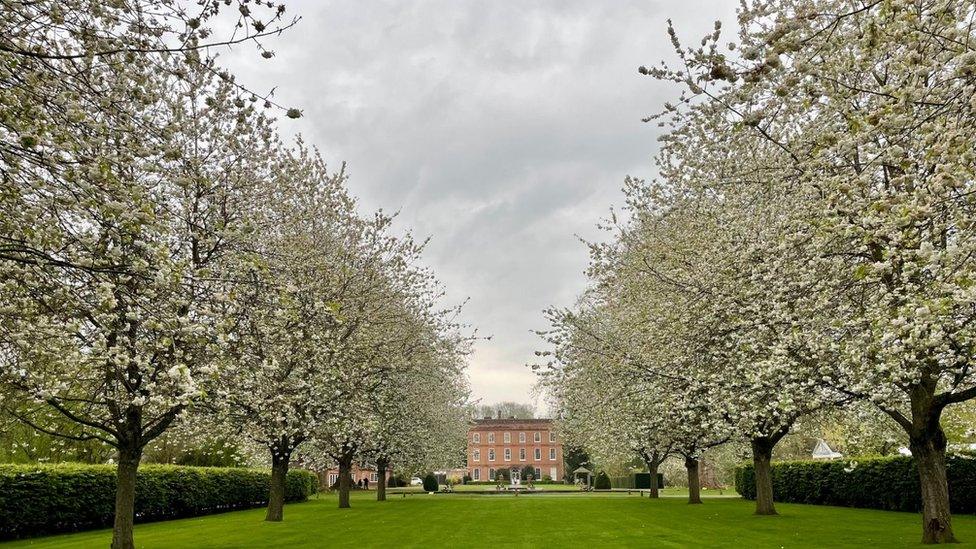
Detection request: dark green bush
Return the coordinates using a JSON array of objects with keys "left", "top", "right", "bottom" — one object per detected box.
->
[
  {"left": 521, "top": 465, "right": 536, "bottom": 481},
  {"left": 734, "top": 454, "right": 976, "bottom": 513},
  {"left": 422, "top": 472, "right": 438, "bottom": 492},
  {"left": 594, "top": 471, "right": 612, "bottom": 490},
  {"left": 0, "top": 463, "right": 318, "bottom": 539}
]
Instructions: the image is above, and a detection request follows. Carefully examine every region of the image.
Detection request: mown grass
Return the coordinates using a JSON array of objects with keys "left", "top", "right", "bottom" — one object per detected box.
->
[{"left": 5, "top": 491, "right": 976, "bottom": 548}]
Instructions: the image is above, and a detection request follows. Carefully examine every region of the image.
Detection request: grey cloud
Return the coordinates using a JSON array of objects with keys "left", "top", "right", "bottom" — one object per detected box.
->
[{"left": 222, "top": 0, "right": 738, "bottom": 410}]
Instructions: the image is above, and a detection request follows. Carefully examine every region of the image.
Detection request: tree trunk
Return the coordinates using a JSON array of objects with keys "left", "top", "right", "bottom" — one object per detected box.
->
[
  {"left": 685, "top": 455, "right": 702, "bottom": 504},
  {"left": 647, "top": 458, "right": 661, "bottom": 499},
  {"left": 751, "top": 437, "right": 777, "bottom": 516},
  {"left": 111, "top": 446, "right": 141, "bottom": 549},
  {"left": 376, "top": 459, "right": 388, "bottom": 502},
  {"left": 265, "top": 448, "right": 290, "bottom": 522},
  {"left": 338, "top": 454, "right": 352, "bottom": 509},
  {"left": 911, "top": 428, "right": 956, "bottom": 543}
]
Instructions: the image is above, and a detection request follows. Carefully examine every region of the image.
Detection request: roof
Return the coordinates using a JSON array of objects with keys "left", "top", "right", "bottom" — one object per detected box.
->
[
  {"left": 811, "top": 439, "right": 843, "bottom": 459},
  {"left": 469, "top": 418, "right": 555, "bottom": 430}
]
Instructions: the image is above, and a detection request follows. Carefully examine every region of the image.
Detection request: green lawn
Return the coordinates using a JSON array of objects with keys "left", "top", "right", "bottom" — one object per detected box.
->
[
  {"left": 391, "top": 485, "right": 735, "bottom": 496},
  {"left": 391, "top": 483, "right": 581, "bottom": 492},
  {"left": 5, "top": 491, "right": 976, "bottom": 548}
]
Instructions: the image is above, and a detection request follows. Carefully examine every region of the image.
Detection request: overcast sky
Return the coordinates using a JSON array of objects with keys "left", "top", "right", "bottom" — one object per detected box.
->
[{"left": 223, "top": 0, "right": 738, "bottom": 413}]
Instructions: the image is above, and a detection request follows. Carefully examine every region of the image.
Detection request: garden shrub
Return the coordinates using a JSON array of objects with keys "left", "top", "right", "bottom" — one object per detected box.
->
[
  {"left": 422, "top": 472, "right": 438, "bottom": 492},
  {"left": 734, "top": 454, "right": 976, "bottom": 513},
  {"left": 594, "top": 471, "right": 612, "bottom": 490},
  {"left": 0, "top": 463, "right": 318, "bottom": 539}
]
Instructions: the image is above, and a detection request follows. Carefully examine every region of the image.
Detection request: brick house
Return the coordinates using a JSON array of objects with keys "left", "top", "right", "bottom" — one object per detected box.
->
[
  {"left": 319, "top": 464, "right": 381, "bottom": 489},
  {"left": 466, "top": 417, "right": 563, "bottom": 482}
]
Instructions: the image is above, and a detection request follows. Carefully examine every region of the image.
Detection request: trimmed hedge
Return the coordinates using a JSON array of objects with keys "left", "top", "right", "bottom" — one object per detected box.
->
[
  {"left": 422, "top": 472, "right": 438, "bottom": 492},
  {"left": 0, "top": 463, "right": 318, "bottom": 539},
  {"left": 734, "top": 454, "right": 976, "bottom": 513}
]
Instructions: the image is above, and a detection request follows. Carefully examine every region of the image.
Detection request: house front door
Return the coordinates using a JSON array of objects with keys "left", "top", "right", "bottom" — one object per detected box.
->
[{"left": 511, "top": 469, "right": 520, "bottom": 485}]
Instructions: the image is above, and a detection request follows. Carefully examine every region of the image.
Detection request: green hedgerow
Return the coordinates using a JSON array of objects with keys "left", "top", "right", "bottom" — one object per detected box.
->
[
  {"left": 734, "top": 454, "right": 976, "bottom": 513},
  {"left": 0, "top": 463, "right": 318, "bottom": 540}
]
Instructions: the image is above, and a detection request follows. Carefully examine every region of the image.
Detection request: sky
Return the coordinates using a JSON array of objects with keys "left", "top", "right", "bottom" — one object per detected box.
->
[{"left": 222, "top": 0, "right": 738, "bottom": 413}]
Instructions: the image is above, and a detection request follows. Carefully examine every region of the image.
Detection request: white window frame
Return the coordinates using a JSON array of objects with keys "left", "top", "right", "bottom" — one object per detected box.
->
[
  {"left": 504, "top": 448, "right": 511, "bottom": 461},
  {"left": 371, "top": 472, "right": 378, "bottom": 482},
  {"left": 534, "top": 432, "right": 541, "bottom": 443},
  {"left": 535, "top": 467, "right": 542, "bottom": 479},
  {"left": 504, "top": 432, "right": 511, "bottom": 443},
  {"left": 549, "top": 432, "right": 556, "bottom": 443},
  {"left": 473, "top": 468, "right": 480, "bottom": 481},
  {"left": 474, "top": 449, "right": 481, "bottom": 462},
  {"left": 489, "top": 448, "right": 496, "bottom": 461},
  {"left": 473, "top": 433, "right": 480, "bottom": 443},
  {"left": 328, "top": 473, "right": 339, "bottom": 486},
  {"left": 488, "top": 432, "right": 495, "bottom": 443},
  {"left": 519, "top": 448, "right": 526, "bottom": 461},
  {"left": 519, "top": 432, "right": 526, "bottom": 443},
  {"left": 534, "top": 448, "right": 541, "bottom": 460},
  {"left": 549, "top": 448, "right": 556, "bottom": 460},
  {"left": 489, "top": 468, "right": 496, "bottom": 480}
]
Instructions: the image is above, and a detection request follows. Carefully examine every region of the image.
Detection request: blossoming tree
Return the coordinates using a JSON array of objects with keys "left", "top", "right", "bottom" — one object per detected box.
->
[
  {"left": 646, "top": 1, "right": 976, "bottom": 541},
  {"left": 1, "top": 3, "right": 298, "bottom": 546}
]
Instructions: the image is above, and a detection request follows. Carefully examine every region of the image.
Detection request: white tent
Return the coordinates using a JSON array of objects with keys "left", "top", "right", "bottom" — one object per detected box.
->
[{"left": 811, "top": 439, "right": 843, "bottom": 459}]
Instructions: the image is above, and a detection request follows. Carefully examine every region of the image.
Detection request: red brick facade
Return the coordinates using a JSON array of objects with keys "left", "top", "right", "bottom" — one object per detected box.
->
[
  {"left": 319, "top": 465, "right": 382, "bottom": 489},
  {"left": 466, "top": 418, "right": 563, "bottom": 482}
]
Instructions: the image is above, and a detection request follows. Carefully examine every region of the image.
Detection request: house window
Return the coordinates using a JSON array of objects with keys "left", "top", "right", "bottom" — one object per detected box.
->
[
  {"left": 534, "top": 432, "right": 541, "bottom": 443},
  {"left": 489, "top": 468, "right": 496, "bottom": 480},
  {"left": 549, "top": 432, "right": 556, "bottom": 443},
  {"left": 473, "top": 468, "right": 481, "bottom": 481},
  {"left": 519, "top": 448, "right": 526, "bottom": 461},
  {"left": 473, "top": 433, "right": 480, "bottom": 443},
  {"left": 549, "top": 448, "right": 556, "bottom": 460},
  {"left": 473, "top": 449, "right": 480, "bottom": 462},
  {"left": 489, "top": 449, "right": 496, "bottom": 461},
  {"left": 535, "top": 467, "right": 542, "bottom": 479},
  {"left": 519, "top": 432, "right": 526, "bottom": 443},
  {"left": 328, "top": 473, "right": 339, "bottom": 486},
  {"left": 371, "top": 472, "right": 378, "bottom": 482},
  {"left": 534, "top": 448, "right": 541, "bottom": 460},
  {"left": 488, "top": 432, "right": 495, "bottom": 443},
  {"left": 504, "top": 432, "right": 511, "bottom": 443},
  {"left": 504, "top": 448, "right": 511, "bottom": 461}
]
